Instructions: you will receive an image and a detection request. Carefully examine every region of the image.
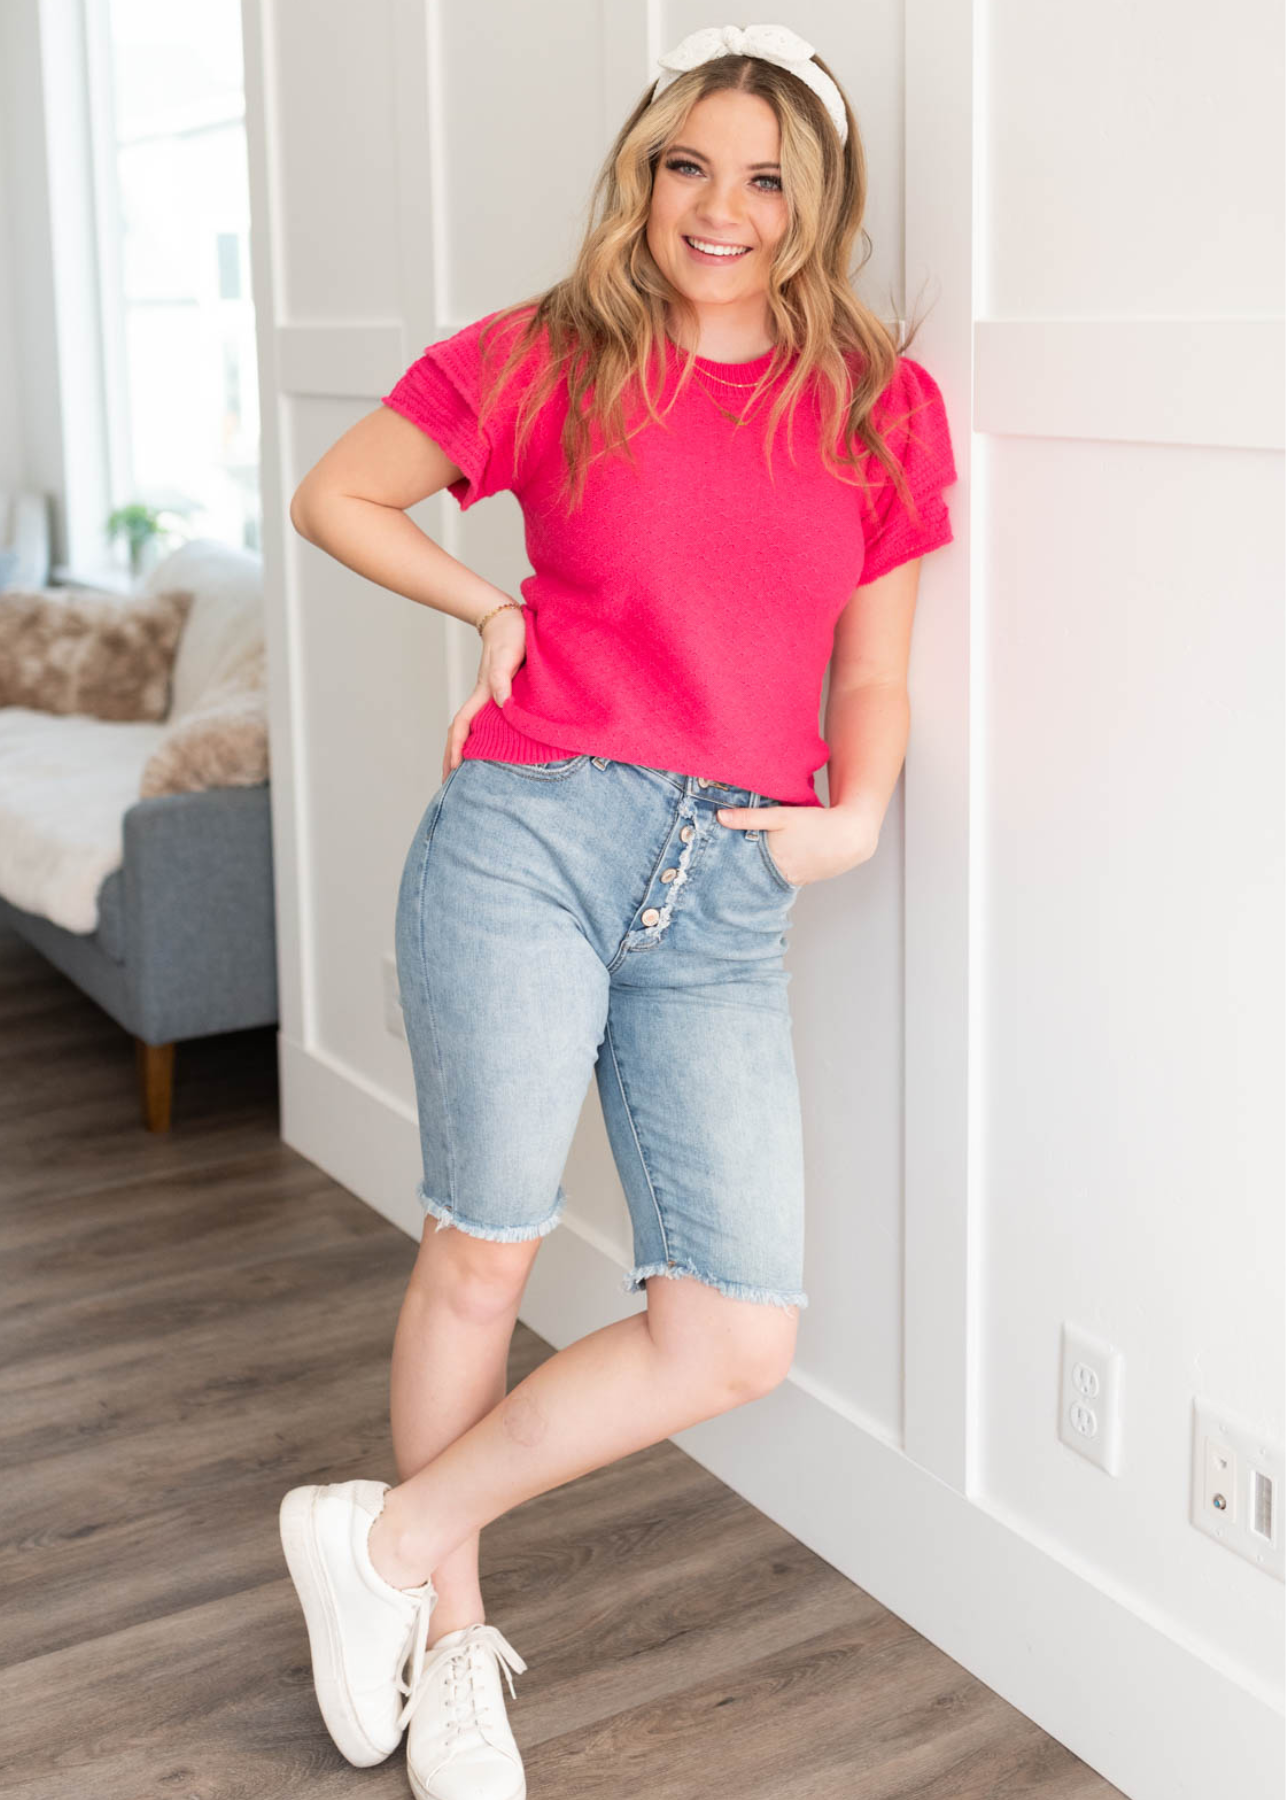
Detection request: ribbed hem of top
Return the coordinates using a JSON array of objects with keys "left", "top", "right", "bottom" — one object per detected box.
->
[
  {"left": 459, "top": 697, "right": 825, "bottom": 808},
  {"left": 459, "top": 699, "right": 580, "bottom": 765}
]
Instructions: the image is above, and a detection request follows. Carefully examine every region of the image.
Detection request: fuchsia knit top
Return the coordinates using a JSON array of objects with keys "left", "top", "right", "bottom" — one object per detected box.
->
[{"left": 381, "top": 310, "right": 958, "bottom": 808}]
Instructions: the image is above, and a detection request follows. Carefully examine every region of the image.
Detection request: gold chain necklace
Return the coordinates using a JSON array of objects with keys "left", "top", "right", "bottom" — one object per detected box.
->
[{"left": 687, "top": 363, "right": 774, "bottom": 426}]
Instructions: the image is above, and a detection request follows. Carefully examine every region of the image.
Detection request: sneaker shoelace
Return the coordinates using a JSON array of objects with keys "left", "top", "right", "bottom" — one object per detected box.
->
[
  {"left": 396, "top": 1621, "right": 527, "bottom": 1737},
  {"left": 394, "top": 1584, "right": 437, "bottom": 1712}
]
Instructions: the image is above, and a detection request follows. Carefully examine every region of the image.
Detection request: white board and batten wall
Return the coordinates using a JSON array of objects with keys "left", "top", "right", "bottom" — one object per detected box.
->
[{"left": 240, "top": 3, "right": 1285, "bottom": 1794}]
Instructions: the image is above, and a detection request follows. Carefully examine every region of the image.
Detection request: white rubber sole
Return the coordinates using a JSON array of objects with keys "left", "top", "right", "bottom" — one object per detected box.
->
[
  {"left": 278, "top": 1485, "right": 393, "bottom": 1768},
  {"left": 407, "top": 1763, "right": 526, "bottom": 1800}
]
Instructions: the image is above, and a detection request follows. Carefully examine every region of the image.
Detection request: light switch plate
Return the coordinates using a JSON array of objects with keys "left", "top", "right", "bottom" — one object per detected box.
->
[{"left": 1191, "top": 1397, "right": 1283, "bottom": 1582}]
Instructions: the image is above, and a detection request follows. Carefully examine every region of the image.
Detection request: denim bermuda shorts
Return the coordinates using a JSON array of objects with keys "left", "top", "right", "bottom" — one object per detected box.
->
[{"left": 393, "top": 753, "right": 808, "bottom": 1311}]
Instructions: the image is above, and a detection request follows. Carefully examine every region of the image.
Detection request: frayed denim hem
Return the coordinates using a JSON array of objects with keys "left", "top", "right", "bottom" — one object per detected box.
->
[
  {"left": 417, "top": 1180, "right": 565, "bottom": 1243},
  {"left": 621, "top": 1259, "right": 809, "bottom": 1311}
]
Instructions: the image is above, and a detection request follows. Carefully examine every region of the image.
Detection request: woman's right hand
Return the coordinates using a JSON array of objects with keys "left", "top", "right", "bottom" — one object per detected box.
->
[{"left": 442, "top": 602, "right": 528, "bottom": 779}]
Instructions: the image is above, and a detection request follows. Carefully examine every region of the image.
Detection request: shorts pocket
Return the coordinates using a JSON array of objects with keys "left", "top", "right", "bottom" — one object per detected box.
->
[{"left": 758, "top": 827, "right": 803, "bottom": 894}]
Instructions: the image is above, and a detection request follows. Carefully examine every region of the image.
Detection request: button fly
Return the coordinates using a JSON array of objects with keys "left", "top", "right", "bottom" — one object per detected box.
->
[
  {"left": 640, "top": 907, "right": 661, "bottom": 926},
  {"left": 679, "top": 824, "right": 695, "bottom": 843},
  {"left": 660, "top": 867, "right": 678, "bottom": 883}
]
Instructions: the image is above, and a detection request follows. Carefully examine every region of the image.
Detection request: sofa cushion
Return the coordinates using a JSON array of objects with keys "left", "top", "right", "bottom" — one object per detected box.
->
[
  {"left": 141, "top": 539, "right": 263, "bottom": 720},
  {"left": 140, "top": 662, "right": 269, "bottom": 798},
  {"left": 0, "top": 708, "right": 165, "bottom": 934},
  {"left": 0, "top": 585, "right": 194, "bottom": 720}
]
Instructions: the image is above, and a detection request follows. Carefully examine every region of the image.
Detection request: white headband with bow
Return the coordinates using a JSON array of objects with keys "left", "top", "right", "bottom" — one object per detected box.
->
[{"left": 650, "top": 23, "right": 848, "bottom": 148}]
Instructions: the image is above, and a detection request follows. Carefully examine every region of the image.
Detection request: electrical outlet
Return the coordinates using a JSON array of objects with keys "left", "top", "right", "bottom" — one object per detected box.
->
[
  {"left": 1058, "top": 1323, "right": 1124, "bottom": 1474},
  {"left": 382, "top": 952, "right": 406, "bottom": 1041},
  {"left": 1191, "top": 1397, "right": 1284, "bottom": 1582}
]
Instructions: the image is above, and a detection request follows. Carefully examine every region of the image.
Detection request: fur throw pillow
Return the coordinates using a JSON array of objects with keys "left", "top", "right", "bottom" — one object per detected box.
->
[
  {"left": 0, "top": 585, "right": 194, "bottom": 721},
  {"left": 139, "top": 644, "right": 269, "bottom": 798}
]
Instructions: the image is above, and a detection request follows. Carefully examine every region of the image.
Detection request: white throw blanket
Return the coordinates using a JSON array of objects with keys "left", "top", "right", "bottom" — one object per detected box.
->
[{"left": 0, "top": 708, "right": 166, "bottom": 933}]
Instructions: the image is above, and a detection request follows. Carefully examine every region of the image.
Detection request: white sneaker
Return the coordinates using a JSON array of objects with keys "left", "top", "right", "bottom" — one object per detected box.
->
[
  {"left": 278, "top": 1478, "right": 437, "bottom": 1767},
  {"left": 401, "top": 1621, "right": 529, "bottom": 1800}
]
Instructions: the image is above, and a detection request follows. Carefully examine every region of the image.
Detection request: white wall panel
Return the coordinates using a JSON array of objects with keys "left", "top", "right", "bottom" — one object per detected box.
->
[
  {"left": 971, "top": 0, "right": 1284, "bottom": 1784},
  {"left": 440, "top": 2, "right": 608, "bottom": 320},
  {"left": 267, "top": 0, "right": 403, "bottom": 321},
  {"left": 982, "top": 434, "right": 1283, "bottom": 1684},
  {"left": 985, "top": 0, "right": 1285, "bottom": 316},
  {"left": 976, "top": 318, "right": 1285, "bottom": 449}
]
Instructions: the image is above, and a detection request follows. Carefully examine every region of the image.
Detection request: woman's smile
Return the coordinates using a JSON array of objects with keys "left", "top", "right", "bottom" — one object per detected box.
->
[{"left": 681, "top": 234, "right": 754, "bottom": 263}]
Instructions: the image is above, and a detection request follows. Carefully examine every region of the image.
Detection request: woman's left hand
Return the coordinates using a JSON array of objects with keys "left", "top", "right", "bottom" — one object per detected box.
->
[{"left": 716, "top": 803, "right": 879, "bottom": 888}]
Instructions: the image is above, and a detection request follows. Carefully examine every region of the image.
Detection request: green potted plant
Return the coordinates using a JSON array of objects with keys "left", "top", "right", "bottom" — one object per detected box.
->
[{"left": 104, "top": 502, "right": 188, "bottom": 580}]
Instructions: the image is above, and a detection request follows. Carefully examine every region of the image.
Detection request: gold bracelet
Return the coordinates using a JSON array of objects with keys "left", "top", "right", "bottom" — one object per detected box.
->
[{"left": 475, "top": 599, "right": 524, "bottom": 636}]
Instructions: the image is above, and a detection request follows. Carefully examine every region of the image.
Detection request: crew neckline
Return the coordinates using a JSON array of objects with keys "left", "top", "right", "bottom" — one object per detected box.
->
[{"left": 664, "top": 336, "right": 782, "bottom": 379}]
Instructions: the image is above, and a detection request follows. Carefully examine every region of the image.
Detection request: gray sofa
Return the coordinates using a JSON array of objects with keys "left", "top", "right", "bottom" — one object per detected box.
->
[
  {"left": 0, "top": 785, "right": 278, "bottom": 1129},
  {"left": 0, "top": 539, "right": 279, "bottom": 1130}
]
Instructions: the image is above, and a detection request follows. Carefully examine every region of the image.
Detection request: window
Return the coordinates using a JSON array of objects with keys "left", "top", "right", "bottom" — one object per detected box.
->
[{"left": 88, "top": 0, "right": 260, "bottom": 562}]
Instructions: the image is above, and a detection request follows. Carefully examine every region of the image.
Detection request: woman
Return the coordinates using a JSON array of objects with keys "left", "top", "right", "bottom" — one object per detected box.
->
[{"left": 280, "top": 23, "right": 957, "bottom": 1800}]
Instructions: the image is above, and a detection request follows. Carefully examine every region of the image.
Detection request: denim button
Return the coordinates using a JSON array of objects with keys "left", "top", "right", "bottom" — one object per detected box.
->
[
  {"left": 660, "top": 867, "right": 678, "bottom": 883},
  {"left": 697, "top": 776, "right": 711, "bottom": 787},
  {"left": 641, "top": 907, "right": 661, "bottom": 926},
  {"left": 680, "top": 824, "right": 695, "bottom": 843}
]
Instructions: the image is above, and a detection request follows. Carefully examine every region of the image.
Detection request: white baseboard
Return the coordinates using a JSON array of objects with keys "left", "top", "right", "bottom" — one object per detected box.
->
[{"left": 279, "top": 1031, "right": 1283, "bottom": 1800}]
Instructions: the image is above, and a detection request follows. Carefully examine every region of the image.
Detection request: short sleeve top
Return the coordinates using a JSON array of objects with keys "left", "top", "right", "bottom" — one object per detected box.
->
[{"left": 381, "top": 314, "right": 958, "bottom": 805}]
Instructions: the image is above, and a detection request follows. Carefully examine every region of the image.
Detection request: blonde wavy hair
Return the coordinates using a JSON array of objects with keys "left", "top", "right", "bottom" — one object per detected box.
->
[{"left": 470, "top": 46, "right": 936, "bottom": 522}]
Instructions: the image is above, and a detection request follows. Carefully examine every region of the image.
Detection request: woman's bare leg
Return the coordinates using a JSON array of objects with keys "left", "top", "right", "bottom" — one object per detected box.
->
[
  {"left": 388, "top": 1218, "right": 542, "bottom": 1644},
  {"left": 370, "top": 1258, "right": 798, "bottom": 1590}
]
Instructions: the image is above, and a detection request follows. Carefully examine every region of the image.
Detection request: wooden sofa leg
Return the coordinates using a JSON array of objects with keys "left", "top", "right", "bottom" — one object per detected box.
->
[{"left": 135, "top": 1038, "right": 176, "bottom": 1132}]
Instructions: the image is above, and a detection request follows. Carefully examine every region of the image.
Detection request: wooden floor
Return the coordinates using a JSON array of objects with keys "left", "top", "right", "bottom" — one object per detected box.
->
[{"left": 0, "top": 922, "right": 1121, "bottom": 1800}]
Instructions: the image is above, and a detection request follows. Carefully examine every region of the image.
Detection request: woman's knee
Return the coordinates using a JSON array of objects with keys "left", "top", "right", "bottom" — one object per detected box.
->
[
  {"left": 644, "top": 1273, "right": 799, "bottom": 1398},
  {"left": 411, "top": 1218, "right": 542, "bottom": 1321}
]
